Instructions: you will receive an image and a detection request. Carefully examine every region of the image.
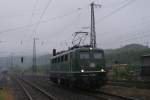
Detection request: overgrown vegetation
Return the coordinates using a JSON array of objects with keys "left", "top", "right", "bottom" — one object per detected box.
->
[
  {"left": 0, "top": 88, "right": 14, "bottom": 100},
  {"left": 105, "top": 44, "right": 150, "bottom": 80},
  {"left": 105, "top": 44, "right": 150, "bottom": 66}
]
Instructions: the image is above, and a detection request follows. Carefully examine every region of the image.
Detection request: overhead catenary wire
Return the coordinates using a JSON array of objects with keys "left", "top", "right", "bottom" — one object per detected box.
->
[
  {"left": 92, "top": 0, "right": 140, "bottom": 47},
  {"left": 20, "top": 0, "right": 39, "bottom": 48},
  {"left": 125, "top": 29, "right": 150, "bottom": 38},
  {"left": 100, "top": 15, "right": 150, "bottom": 46},
  {"left": 0, "top": 0, "right": 143, "bottom": 49},
  {"left": 96, "top": 0, "right": 136, "bottom": 24},
  {"left": 30, "top": 0, "right": 39, "bottom": 24},
  {"left": 0, "top": 7, "right": 82, "bottom": 34},
  {"left": 33, "top": 0, "right": 53, "bottom": 35},
  {"left": 0, "top": 1, "right": 91, "bottom": 35},
  {"left": 78, "top": 0, "right": 135, "bottom": 29},
  {"left": 0, "top": 0, "right": 134, "bottom": 35},
  {"left": 121, "top": 31, "right": 150, "bottom": 42},
  {"left": 0, "top": 24, "right": 34, "bottom": 34},
  {"left": 108, "top": 30, "right": 150, "bottom": 48},
  {"left": 58, "top": 0, "right": 137, "bottom": 47}
]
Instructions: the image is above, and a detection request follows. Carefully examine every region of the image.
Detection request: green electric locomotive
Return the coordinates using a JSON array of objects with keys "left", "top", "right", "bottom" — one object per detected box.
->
[{"left": 49, "top": 45, "right": 107, "bottom": 88}]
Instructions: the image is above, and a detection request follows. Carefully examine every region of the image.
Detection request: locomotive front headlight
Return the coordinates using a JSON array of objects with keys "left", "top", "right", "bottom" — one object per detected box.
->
[
  {"left": 100, "top": 68, "right": 105, "bottom": 72},
  {"left": 81, "top": 69, "right": 84, "bottom": 72}
]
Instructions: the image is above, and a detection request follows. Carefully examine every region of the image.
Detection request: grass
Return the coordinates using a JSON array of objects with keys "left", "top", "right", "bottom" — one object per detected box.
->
[
  {"left": 0, "top": 87, "right": 14, "bottom": 100},
  {"left": 0, "top": 90, "right": 5, "bottom": 100}
]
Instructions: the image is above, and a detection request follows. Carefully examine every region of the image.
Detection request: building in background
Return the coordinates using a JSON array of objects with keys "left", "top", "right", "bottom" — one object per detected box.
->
[{"left": 141, "top": 54, "right": 150, "bottom": 76}]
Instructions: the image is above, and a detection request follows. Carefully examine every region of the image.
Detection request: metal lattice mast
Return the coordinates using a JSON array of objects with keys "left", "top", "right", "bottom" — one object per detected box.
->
[
  {"left": 90, "top": 2, "right": 101, "bottom": 48},
  {"left": 90, "top": 2, "right": 96, "bottom": 48},
  {"left": 32, "top": 38, "right": 37, "bottom": 73}
]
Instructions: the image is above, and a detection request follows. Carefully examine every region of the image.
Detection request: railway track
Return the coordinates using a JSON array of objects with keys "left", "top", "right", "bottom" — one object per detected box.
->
[
  {"left": 71, "top": 88, "right": 137, "bottom": 100},
  {"left": 94, "top": 90, "right": 136, "bottom": 100},
  {"left": 16, "top": 77, "right": 57, "bottom": 100},
  {"left": 22, "top": 75, "right": 138, "bottom": 100},
  {"left": 25, "top": 76, "right": 99, "bottom": 100},
  {"left": 107, "top": 80, "right": 150, "bottom": 89}
]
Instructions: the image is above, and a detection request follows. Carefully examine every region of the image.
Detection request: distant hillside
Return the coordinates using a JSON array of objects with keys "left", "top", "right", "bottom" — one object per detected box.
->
[{"left": 104, "top": 44, "right": 150, "bottom": 66}]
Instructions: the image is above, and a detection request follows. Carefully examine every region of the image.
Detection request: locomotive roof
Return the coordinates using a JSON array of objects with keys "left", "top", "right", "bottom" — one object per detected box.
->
[{"left": 51, "top": 47, "right": 103, "bottom": 58}]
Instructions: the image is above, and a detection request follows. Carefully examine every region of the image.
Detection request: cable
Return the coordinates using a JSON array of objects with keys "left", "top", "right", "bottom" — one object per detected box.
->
[
  {"left": 96, "top": 0, "right": 136, "bottom": 24},
  {"left": 0, "top": 1, "right": 90, "bottom": 35},
  {"left": 109, "top": 30, "right": 150, "bottom": 47},
  {"left": 30, "top": 0, "right": 39, "bottom": 24},
  {"left": 78, "top": 0, "right": 135, "bottom": 29},
  {"left": 0, "top": 0, "right": 135, "bottom": 35},
  {"left": 122, "top": 31, "right": 150, "bottom": 41},
  {"left": 128, "top": 29, "right": 150, "bottom": 37},
  {"left": 0, "top": 24, "right": 34, "bottom": 34},
  {"left": 40, "top": 8, "right": 82, "bottom": 24},
  {"left": 0, "top": 7, "right": 81, "bottom": 34},
  {"left": 114, "top": 29, "right": 150, "bottom": 42},
  {"left": 33, "top": 0, "right": 53, "bottom": 34}
]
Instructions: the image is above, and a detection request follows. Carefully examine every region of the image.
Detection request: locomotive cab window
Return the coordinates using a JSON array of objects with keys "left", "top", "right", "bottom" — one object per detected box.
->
[
  {"left": 80, "top": 52, "right": 89, "bottom": 59},
  {"left": 94, "top": 53, "right": 102, "bottom": 59}
]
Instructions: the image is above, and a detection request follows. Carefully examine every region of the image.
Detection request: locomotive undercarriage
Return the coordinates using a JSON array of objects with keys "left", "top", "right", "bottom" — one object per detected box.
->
[{"left": 50, "top": 71, "right": 107, "bottom": 88}]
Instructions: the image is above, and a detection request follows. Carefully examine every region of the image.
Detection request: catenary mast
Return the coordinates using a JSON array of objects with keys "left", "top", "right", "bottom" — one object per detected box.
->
[{"left": 90, "top": 2, "right": 101, "bottom": 48}]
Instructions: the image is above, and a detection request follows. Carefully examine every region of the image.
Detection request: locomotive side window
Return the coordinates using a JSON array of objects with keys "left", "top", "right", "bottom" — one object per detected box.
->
[
  {"left": 80, "top": 53, "right": 89, "bottom": 59},
  {"left": 94, "top": 53, "right": 102, "bottom": 59},
  {"left": 54, "top": 58, "right": 56, "bottom": 63},
  {"left": 58, "top": 57, "right": 60, "bottom": 62},
  {"left": 52, "top": 59, "right": 54, "bottom": 64},
  {"left": 64, "top": 54, "right": 68, "bottom": 61},
  {"left": 54, "top": 58, "right": 57, "bottom": 63},
  {"left": 61, "top": 56, "right": 64, "bottom": 62},
  {"left": 52, "top": 55, "right": 67, "bottom": 63}
]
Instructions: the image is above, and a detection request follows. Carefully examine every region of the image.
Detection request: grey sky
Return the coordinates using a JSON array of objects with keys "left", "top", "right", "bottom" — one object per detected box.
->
[{"left": 0, "top": 0, "right": 150, "bottom": 56}]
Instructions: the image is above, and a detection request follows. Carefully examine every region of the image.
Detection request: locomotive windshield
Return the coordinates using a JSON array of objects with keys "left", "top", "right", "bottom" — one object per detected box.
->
[
  {"left": 79, "top": 50, "right": 103, "bottom": 59},
  {"left": 80, "top": 52, "right": 89, "bottom": 59},
  {"left": 94, "top": 53, "right": 103, "bottom": 59}
]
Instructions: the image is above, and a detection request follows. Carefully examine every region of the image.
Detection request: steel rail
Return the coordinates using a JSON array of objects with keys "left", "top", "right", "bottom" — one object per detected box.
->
[
  {"left": 16, "top": 79, "right": 34, "bottom": 100},
  {"left": 96, "top": 90, "right": 136, "bottom": 100},
  {"left": 19, "top": 78, "right": 58, "bottom": 100}
]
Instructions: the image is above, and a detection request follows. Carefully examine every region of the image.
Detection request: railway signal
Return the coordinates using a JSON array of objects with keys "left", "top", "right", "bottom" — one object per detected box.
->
[{"left": 21, "top": 57, "right": 24, "bottom": 63}]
